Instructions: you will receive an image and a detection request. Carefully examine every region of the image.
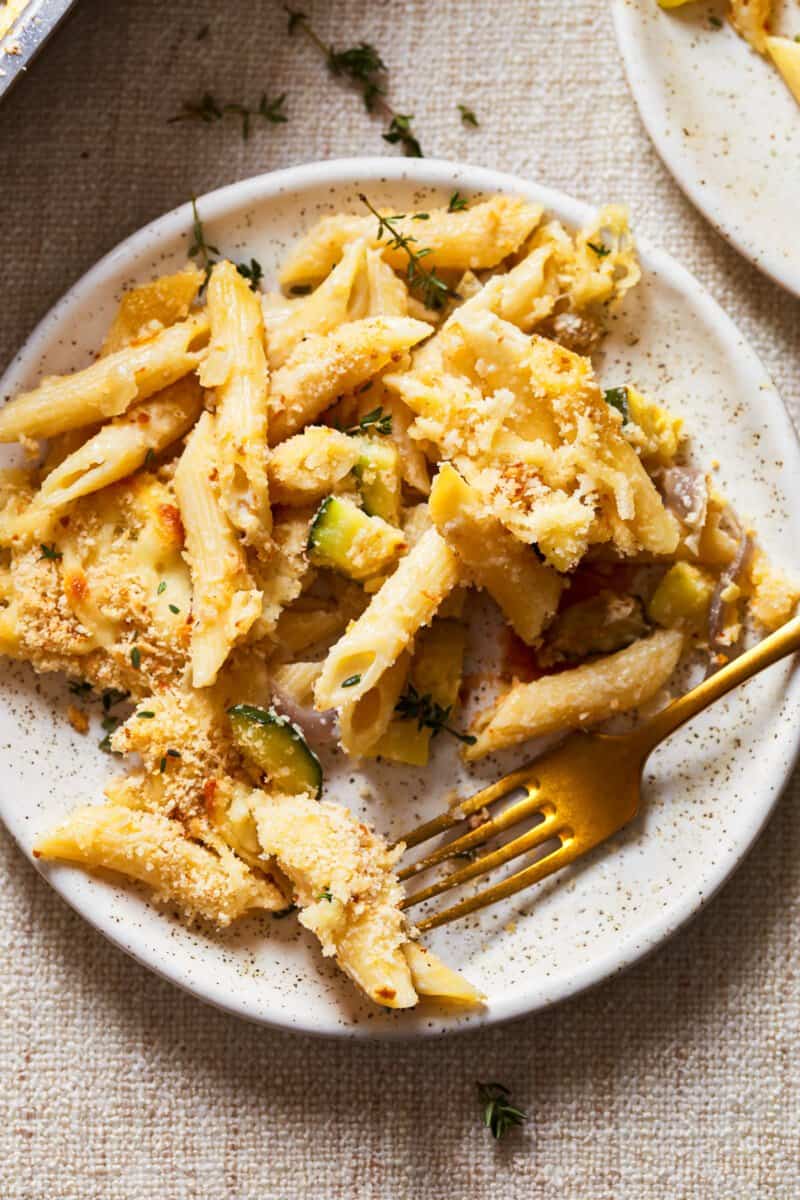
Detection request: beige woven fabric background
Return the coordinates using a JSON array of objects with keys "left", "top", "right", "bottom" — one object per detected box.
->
[{"left": 1, "top": 1, "right": 798, "bottom": 1197}]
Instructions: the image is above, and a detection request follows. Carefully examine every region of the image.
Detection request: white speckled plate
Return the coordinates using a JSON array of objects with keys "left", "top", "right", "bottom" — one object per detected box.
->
[
  {"left": 2, "top": 159, "right": 799, "bottom": 1039},
  {"left": 612, "top": 0, "right": 800, "bottom": 295}
]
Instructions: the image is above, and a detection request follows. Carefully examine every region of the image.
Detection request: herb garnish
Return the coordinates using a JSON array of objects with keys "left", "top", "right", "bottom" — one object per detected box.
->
[
  {"left": 395, "top": 684, "right": 476, "bottom": 745},
  {"left": 476, "top": 1082, "right": 527, "bottom": 1140},
  {"left": 130, "top": 646, "right": 141, "bottom": 670},
  {"left": 448, "top": 191, "right": 469, "bottom": 213},
  {"left": 69, "top": 680, "right": 93, "bottom": 698},
  {"left": 169, "top": 91, "right": 287, "bottom": 140},
  {"left": 188, "top": 199, "right": 263, "bottom": 292},
  {"left": 458, "top": 103, "right": 479, "bottom": 127},
  {"left": 359, "top": 193, "right": 451, "bottom": 310},
  {"left": 137, "top": 710, "right": 156, "bottom": 719},
  {"left": 39, "top": 543, "right": 62, "bottom": 561},
  {"left": 272, "top": 904, "right": 297, "bottom": 919},
  {"left": 159, "top": 756, "right": 167, "bottom": 773},
  {"left": 167, "top": 748, "right": 181, "bottom": 759},
  {"left": 317, "top": 888, "right": 333, "bottom": 902},
  {"left": 289, "top": 284, "right": 313, "bottom": 296},
  {"left": 168, "top": 604, "right": 180, "bottom": 614},
  {"left": 189, "top": 197, "right": 219, "bottom": 286},
  {"left": 157, "top": 581, "right": 167, "bottom": 596},
  {"left": 382, "top": 113, "right": 423, "bottom": 157},
  {"left": 587, "top": 240, "right": 611, "bottom": 258},
  {"left": 709, "top": 15, "right": 723, "bottom": 28},
  {"left": 284, "top": 7, "right": 423, "bottom": 156},
  {"left": 143, "top": 448, "right": 156, "bottom": 470},
  {"left": 102, "top": 688, "right": 130, "bottom": 712},
  {"left": 236, "top": 258, "right": 264, "bottom": 290},
  {"left": 343, "top": 407, "right": 392, "bottom": 437},
  {"left": 99, "top": 714, "right": 120, "bottom": 754},
  {"left": 341, "top": 674, "right": 362, "bottom": 688},
  {"left": 603, "top": 386, "right": 630, "bottom": 423}
]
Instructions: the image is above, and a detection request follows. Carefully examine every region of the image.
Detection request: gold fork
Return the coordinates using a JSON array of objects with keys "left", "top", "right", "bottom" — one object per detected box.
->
[{"left": 397, "top": 615, "right": 800, "bottom": 931}]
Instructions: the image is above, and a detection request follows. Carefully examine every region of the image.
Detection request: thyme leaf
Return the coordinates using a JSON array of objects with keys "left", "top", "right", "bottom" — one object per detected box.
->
[
  {"left": 457, "top": 103, "right": 479, "bottom": 127},
  {"left": 284, "top": 7, "right": 423, "bottom": 155},
  {"left": 169, "top": 91, "right": 287, "bottom": 139},
  {"left": 395, "top": 684, "right": 476, "bottom": 745},
  {"left": 359, "top": 193, "right": 451, "bottom": 310},
  {"left": 476, "top": 1082, "right": 528, "bottom": 1140},
  {"left": 448, "top": 191, "right": 469, "bottom": 212},
  {"left": 343, "top": 406, "right": 392, "bottom": 437}
]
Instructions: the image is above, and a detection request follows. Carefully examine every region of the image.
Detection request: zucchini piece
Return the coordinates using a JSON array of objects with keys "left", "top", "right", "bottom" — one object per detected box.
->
[
  {"left": 353, "top": 436, "right": 402, "bottom": 525},
  {"left": 228, "top": 704, "right": 322, "bottom": 799},
  {"left": 307, "top": 495, "right": 406, "bottom": 581}
]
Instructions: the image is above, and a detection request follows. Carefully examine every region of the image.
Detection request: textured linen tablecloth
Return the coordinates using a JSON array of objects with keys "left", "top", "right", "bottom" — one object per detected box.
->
[{"left": 1, "top": 1, "right": 798, "bottom": 1197}]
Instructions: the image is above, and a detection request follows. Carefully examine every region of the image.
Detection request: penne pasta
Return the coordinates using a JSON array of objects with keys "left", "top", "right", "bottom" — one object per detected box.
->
[
  {"left": 1, "top": 378, "right": 203, "bottom": 538},
  {"left": 250, "top": 789, "right": 418, "bottom": 1009},
  {"left": 338, "top": 651, "right": 410, "bottom": 756},
  {"left": 267, "top": 316, "right": 431, "bottom": 443},
  {"left": 174, "top": 412, "right": 262, "bottom": 688},
  {"left": 466, "top": 629, "right": 684, "bottom": 760},
  {"left": 429, "top": 463, "right": 564, "bottom": 643},
  {"left": 0, "top": 313, "right": 209, "bottom": 442},
  {"left": 314, "top": 527, "right": 460, "bottom": 709},
  {"left": 34, "top": 802, "right": 285, "bottom": 924},
  {"left": 201, "top": 261, "right": 272, "bottom": 547},
  {"left": 279, "top": 195, "right": 543, "bottom": 287}
]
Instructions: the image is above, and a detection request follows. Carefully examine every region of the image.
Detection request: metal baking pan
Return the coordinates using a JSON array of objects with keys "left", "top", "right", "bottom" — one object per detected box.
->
[{"left": 0, "top": 0, "right": 77, "bottom": 102}]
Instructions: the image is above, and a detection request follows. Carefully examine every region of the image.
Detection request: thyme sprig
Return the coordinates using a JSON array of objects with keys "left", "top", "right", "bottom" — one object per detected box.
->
[
  {"left": 284, "top": 7, "right": 423, "bottom": 156},
  {"left": 359, "top": 193, "right": 451, "bottom": 311},
  {"left": 476, "top": 1082, "right": 528, "bottom": 1140},
  {"left": 458, "top": 103, "right": 479, "bottom": 127},
  {"left": 169, "top": 91, "right": 287, "bottom": 140},
  {"left": 395, "top": 684, "right": 476, "bottom": 746},
  {"left": 343, "top": 406, "right": 392, "bottom": 437},
  {"left": 188, "top": 198, "right": 263, "bottom": 292}
]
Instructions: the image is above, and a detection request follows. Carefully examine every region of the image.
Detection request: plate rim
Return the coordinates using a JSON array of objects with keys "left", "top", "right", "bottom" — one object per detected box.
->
[
  {"left": 611, "top": 0, "right": 800, "bottom": 299},
  {"left": 3, "top": 155, "right": 800, "bottom": 1040}
]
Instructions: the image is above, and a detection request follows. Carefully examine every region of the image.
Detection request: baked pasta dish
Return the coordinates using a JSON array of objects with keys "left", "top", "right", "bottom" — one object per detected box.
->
[
  {"left": 0, "top": 191, "right": 796, "bottom": 1011},
  {"left": 659, "top": 0, "right": 800, "bottom": 105}
]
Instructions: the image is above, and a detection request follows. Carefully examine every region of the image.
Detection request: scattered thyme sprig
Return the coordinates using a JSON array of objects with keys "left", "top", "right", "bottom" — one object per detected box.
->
[
  {"left": 395, "top": 684, "right": 476, "bottom": 746},
  {"left": 188, "top": 198, "right": 263, "bottom": 292},
  {"left": 458, "top": 103, "right": 479, "bottom": 127},
  {"left": 343, "top": 406, "right": 392, "bottom": 437},
  {"left": 169, "top": 91, "right": 287, "bottom": 140},
  {"left": 359, "top": 193, "right": 451, "bottom": 311},
  {"left": 284, "top": 7, "right": 423, "bottom": 156},
  {"left": 476, "top": 1082, "right": 528, "bottom": 1140},
  {"left": 448, "top": 191, "right": 469, "bottom": 212}
]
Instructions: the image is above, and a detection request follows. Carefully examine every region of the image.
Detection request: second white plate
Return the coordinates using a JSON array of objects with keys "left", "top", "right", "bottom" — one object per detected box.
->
[{"left": 613, "top": 0, "right": 800, "bottom": 295}]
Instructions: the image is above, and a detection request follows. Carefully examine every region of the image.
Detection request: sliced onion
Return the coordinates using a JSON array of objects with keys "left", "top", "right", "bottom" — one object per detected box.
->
[{"left": 708, "top": 533, "right": 754, "bottom": 655}]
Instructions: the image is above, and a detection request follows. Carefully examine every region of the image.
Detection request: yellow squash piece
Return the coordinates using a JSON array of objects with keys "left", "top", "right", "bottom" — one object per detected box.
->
[{"left": 766, "top": 36, "right": 800, "bottom": 105}]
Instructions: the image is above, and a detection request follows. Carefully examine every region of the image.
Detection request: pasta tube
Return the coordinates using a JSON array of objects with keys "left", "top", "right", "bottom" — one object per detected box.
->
[
  {"left": 34, "top": 802, "right": 285, "bottom": 924},
  {"left": 279, "top": 195, "right": 543, "bottom": 287},
  {"left": 201, "top": 261, "right": 272, "bottom": 546},
  {"left": 429, "top": 463, "right": 564, "bottom": 644},
  {"left": 268, "top": 316, "right": 430, "bottom": 443},
  {"left": 0, "top": 313, "right": 209, "bottom": 442},
  {"left": 466, "top": 629, "right": 683, "bottom": 760},
  {"left": 3, "top": 379, "right": 203, "bottom": 537},
  {"left": 173, "top": 412, "right": 262, "bottom": 688},
  {"left": 314, "top": 527, "right": 460, "bottom": 709}
]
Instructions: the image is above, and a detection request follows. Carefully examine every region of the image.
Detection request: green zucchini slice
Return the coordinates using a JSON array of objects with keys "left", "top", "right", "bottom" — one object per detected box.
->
[
  {"left": 307, "top": 494, "right": 405, "bottom": 580},
  {"left": 228, "top": 704, "right": 323, "bottom": 799}
]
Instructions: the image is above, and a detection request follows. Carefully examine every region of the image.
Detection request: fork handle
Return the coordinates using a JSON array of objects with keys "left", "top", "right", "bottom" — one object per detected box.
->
[{"left": 634, "top": 613, "right": 800, "bottom": 757}]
